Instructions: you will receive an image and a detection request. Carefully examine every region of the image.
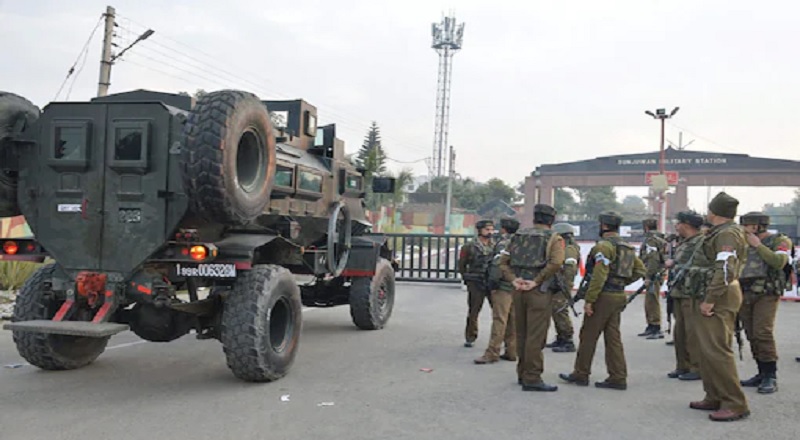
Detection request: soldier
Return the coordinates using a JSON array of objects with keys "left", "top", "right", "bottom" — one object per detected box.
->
[
  {"left": 458, "top": 219, "right": 496, "bottom": 348},
  {"left": 498, "top": 204, "right": 565, "bottom": 392},
  {"left": 474, "top": 217, "right": 520, "bottom": 364},
  {"left": 638, "top": 218, "right": 668, "bottom": 339},
  {"left": 664, "top": 210, "right": 705, "bottom": 381},
  {"left": 560, "top": 211, "right": 646, "bottom": 390},
  {"left": 688, "top": 192, "right": 750, "bottom": 422},
  {"left": 737, "top": 212, "right": 794, "bottom": 394},
  {"left": 546, "top": 222, "right": 580, "bottom": 353}
]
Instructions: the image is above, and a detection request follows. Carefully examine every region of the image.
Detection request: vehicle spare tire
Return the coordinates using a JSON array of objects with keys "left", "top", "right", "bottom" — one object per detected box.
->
[
  {"left": 181, "top": 90, "right": 276, "bottom": 225},
  {"left": 0, "top": 91, "right": 40, "bottom": 217}
]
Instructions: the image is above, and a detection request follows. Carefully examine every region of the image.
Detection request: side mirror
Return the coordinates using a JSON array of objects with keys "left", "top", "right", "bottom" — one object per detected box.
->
[{"left": 372, "top": 177, "right": 396, "bottom": 194}]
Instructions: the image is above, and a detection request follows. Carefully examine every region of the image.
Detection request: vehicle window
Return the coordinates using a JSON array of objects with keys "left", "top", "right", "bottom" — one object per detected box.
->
[
  {"left": 347, "top": 175, "right": 362, "bottom": 190},
  {"left": 298, "top": 170, "right": 322, "bottom": 193},
  {"left": 275, "top": 166, "right": 294, "bottom": 187},
  {"left": 115, "top": 127, "right": 143, "bottom": 161},
  {"left": 54, "top": 126, "right": 85, "bottom": 160}
]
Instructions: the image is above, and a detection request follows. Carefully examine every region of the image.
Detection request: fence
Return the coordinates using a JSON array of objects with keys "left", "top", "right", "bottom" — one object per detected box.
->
[{"left": 385, "top": 233, "right": 472, "bottom": 283}]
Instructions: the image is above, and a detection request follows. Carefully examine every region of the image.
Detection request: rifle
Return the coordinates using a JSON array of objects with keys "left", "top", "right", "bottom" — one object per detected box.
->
[
  {"left": 626, "top": 268, "right": 665, "bottom": 305},
  {"left": 664, "top": 237, "right": 678, "bottom": 334},
  {"left": 553, "top": 274, "right": 580, "bottom": 317},
  {"left": 734, "top": 313, "right": 744, "bottom": 361}
]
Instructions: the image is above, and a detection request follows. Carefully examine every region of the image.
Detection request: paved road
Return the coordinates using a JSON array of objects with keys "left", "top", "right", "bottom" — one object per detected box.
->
[{"left": 1, "top": 282, "right": 799, "bottom": 440}]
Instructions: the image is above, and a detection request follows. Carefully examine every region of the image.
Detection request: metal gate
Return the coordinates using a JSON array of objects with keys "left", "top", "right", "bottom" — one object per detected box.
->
[{"left": 385, "top": 233, "right": 472, "bottom": 283}]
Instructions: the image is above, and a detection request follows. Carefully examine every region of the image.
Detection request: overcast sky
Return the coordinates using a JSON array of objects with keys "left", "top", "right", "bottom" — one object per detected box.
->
[{"left": 2, "top": 0, "right": 798, "bottom": 214}]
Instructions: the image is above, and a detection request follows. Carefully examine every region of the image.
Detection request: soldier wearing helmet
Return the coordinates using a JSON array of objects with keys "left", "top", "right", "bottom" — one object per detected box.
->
[
  {"left": 638, "top": 217, "right": 668, "bottom": 340},
  {"left": 560, "top": 211, "right": 646, "bottom": 391},
  {"left": 458, "top": 219, "right": 496, "bottom": 347},
  {"left": 737, "top": 211, "right": 793, "bottom": 394},
  {"left": 498, "top": 204, "right": 564, "bottom": 391},
  {"left": 545, "top": 222, "right": 581, "bottom": 353},
  {"left": 474, "top": 217, "right": 520, "bottom": 364},
  {"left": 664, "top": 210, "right": 705, "bottom": 382}
]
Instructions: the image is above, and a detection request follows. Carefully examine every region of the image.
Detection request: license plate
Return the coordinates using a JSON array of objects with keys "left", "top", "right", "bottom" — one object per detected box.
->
[{"left": 175, "top": 263, "right": 237, "bottom": 278}]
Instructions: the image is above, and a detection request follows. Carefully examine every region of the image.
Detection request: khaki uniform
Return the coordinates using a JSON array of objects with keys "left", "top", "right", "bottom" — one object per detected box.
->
[
  {"left": 693, "top": 220, "right": 749, "bottom": 413},
  {"left": 482, "top": 234, "right": 517, "bottom": 361},
  {"left": 570, "top": 233, "right": 646, "bottom": 384},
  {"left": 498, "top": 224, "right": 565, "bottom": 385},
  {"left": 458, "top": 237, "right": 495, "bottom": 343},
  {"left": 669, "top": 233, "right": 705, "bottom": 375},
  {"left": 639, "top": 232, "right": 667, "bottom": 326},
  {"left": 551, "top": 242, "right": 580, "bottom": 341},
  {"left": 739, "top": 233, "right": 793, "bottom": 363}
]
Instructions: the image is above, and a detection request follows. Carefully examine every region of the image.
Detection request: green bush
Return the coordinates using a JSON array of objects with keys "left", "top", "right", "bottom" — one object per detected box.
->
[{"left": 0, "top": 260, "right": 43, "bottom": 291}]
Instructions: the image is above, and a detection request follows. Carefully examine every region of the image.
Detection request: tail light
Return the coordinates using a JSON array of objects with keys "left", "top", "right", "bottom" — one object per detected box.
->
[
  {"left": 190, "top": 245, "right": 208, "bottom": 261},
  {"left": 3, "top": 241, "right": 19, "bottom": 255}
]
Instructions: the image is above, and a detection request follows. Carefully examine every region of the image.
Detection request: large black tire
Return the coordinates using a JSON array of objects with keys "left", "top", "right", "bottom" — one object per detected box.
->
[
  {"left": 221, "top": 264, "right": 302, "bottom": 382},
  {"left": 181, "top": 90, "right": 276, "bottom": 225},
  {"left": 0, "top": 91, "right": 40, "bottom": 217},
  {"left": 350, "top": 258, "right": 396, "bottom": 330},
  {"left": 11, "top": 264, "right": 109, "bottom": 370}
]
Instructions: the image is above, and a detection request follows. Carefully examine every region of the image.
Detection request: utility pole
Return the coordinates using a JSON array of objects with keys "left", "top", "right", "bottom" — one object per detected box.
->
[
  {"left": 97, "top": 6, "right": 116, "bottom": 97},
  {"left": 444, "top": 146, "right": 455, "bottom": 234},
  {"left": 96, "top": 5, "right": 154, "bottom": 98},
  {"left": 645, "top": 107, "right": 680, "bottom": 232}
]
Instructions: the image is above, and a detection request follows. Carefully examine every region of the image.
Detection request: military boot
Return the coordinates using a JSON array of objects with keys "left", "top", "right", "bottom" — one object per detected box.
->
[
  {"left": 638, "top": 325, "right": 654, "bottom": 337},
  {"left": 757, "top": 362, "right": 778, "bottom": 394},
  {"left": 552, "top": 338, "right": 576, "bottom": 353},
  {"left": 545, "top": 337, "right": 563, "bottom": 348},
  {"left": 646, "top": 325, "right": 664, "bottom": 339},
  {"left": 740, "top": 361, "right": 763, "bottom": 387}
]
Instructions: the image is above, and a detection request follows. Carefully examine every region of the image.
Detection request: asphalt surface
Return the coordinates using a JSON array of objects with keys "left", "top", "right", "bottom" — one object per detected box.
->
[{"left": 1, "top": 282, "right": 799, "bottom": 440}]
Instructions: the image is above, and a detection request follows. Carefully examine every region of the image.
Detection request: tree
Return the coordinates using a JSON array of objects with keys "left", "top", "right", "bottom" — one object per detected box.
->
[
  {"left": 356, "top": 121, "right": 386, "bottom": 181},
  {"left": 482, "top": 178, "right": 518, "bottom": 204},
  {"left": 573, "top": 186, "right": 622, "bottom": 220},
  {"left": 413, "top": 176, "right": 516, "bottom": 211},
  {"left": 554, "top": 188, "right": 577, "bottom": 217},
  {"left": 621, "top": 195, "right": 648, "bottom": 221}
]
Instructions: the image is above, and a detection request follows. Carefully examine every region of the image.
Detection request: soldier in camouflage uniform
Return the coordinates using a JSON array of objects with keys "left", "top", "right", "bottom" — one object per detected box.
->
[
  {"left": 546, "top": 223, "right": 580, "bottom": 353},
  {"left": 737, "top": 212, "right": 794, "bottom": 394},
  {"left": 665, "top": 210, "right": 705, "bottom": 381},
  {"left": 475, "top": 217, "right": 520, "bottom": 364},
  {"left": 458, "top": 219, "right": 496, "bottom": 347},
  {"left": 688, "top": 192, "right": 750, "bottom": 422},
  {"left": 498, "top": 204, "right": 564, "bottom": 392},
  {"left": 560, "top": 211, "right": 647, "bottom": 390},
  {"left": 638, "top": 218, "right": 668, "bottom": 339}
]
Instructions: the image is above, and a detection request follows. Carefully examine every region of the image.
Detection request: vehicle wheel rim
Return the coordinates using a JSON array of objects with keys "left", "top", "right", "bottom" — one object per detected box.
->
[
  {"left": 236, "top": 128, "right": 265, "bottom": 193},
  {"left": 269, "top": 297, "right": 292, "bottom": 353}
]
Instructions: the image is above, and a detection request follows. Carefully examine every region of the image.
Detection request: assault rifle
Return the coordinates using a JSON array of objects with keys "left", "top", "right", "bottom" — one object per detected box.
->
[
  {"left": 734, "top": 314, "right": 744, "bottom": 361},
  {"left": 553, "top": 274, "right": 580, "bottom": 317},
  {"left": 664, "top": 236, "right": 678, "bottom": 335},
  {"left": 626, "top": 268, "right": 665, "bottom": 305},
  {"left": 573, "top": 270, "right": 592, "bottom": 304}
]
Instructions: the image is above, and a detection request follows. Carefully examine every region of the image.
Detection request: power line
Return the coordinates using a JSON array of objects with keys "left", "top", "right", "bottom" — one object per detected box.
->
[
  {"left": 114, "top": 15, "right": 432, "bottom": 153},
  {"left": 54, "top": 14, "right": 104, "bottom": 101},
  {"left": 667, "top": 122, "right": 749, "bottom": 155}
]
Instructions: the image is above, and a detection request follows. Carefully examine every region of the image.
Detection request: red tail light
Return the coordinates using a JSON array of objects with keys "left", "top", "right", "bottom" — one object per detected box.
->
[
  {"left": 190, "top": 245, "right": 208, "bottom": 261},
  {"left": 3, "top": 241, "right": 19, "bottom": 255}
]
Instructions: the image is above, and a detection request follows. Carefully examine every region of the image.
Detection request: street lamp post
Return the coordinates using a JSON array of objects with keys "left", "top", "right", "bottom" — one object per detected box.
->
[{"left": 645, "top": 107, "right": 679, "bottom": 232}]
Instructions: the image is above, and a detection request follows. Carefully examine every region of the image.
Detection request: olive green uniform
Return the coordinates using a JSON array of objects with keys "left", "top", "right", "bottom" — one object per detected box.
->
[
  {"left": 481, "top": 233, "right": 517, "bottom": 361},
  {"left": 458, "top": 237, "right": 495, "bottom": 344},
  {"left": 669, "top": 232, "right": 704, "bottom": 376},
  {"left": 738, "top": 232, "right": 793, "bottom": 385},
  {"left": 498, "top": 224, "right": 565, "bottom": 385},
  {"left": 692, "top": 220, "right": 749, "bottom": 414},
  {"left": 639, "top": 231, "right": 667, "bottom": 328},
  {"left": 568, "top": 233, "right": 647, "bottom": 385},
  {"left": 551, "top": 242, "right": 579, "bottom": 342}
]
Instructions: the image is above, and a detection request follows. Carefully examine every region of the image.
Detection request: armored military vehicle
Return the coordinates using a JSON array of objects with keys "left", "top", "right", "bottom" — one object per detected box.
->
[{"left": 0, "top": 89, "right": 397, "bottom": 382}]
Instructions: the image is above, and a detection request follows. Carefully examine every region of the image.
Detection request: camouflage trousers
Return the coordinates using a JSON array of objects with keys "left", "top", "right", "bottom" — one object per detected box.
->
[
  {"left": 739, "top": 291, "right": 780, "bottom": 362},
  {"left": 550, "top": 294, "right": 574, "bottom": 340}
]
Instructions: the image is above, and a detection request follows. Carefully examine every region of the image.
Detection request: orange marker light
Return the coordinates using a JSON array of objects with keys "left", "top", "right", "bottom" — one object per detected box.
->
[
  {"left": 3, "top": 241, "right": 19, "bottom": 255},
  {"left": 190, "top": 245, "right": 207, "bottom": 261}
]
